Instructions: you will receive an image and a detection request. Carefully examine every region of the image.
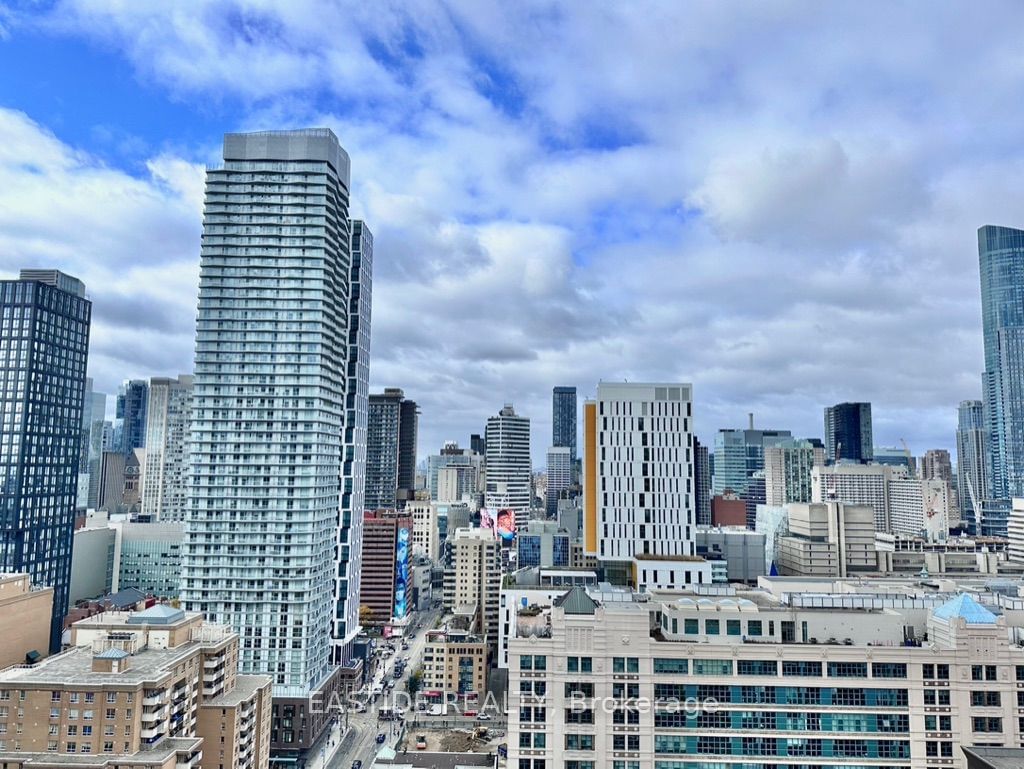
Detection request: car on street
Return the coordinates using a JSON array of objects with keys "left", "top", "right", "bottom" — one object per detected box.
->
[
  {"left": 352, "top": 761, "right": 362, "bottom": 769},
  {"left": 463, "top": 710, "right": 478, "bottom": 717},
  {"left": 476, "top": 713, "right": 492, "bottom": 721}
]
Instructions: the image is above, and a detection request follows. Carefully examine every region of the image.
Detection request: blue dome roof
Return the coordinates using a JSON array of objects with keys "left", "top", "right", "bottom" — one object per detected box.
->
[{"left": 932, "top": 593, "right": 997, "bottom": 625}]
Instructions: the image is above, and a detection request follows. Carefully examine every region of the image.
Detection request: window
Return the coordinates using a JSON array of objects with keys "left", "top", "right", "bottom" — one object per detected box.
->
[
  {"left": 924, "top": 663, "right": 950, "bottom": 680},
  {"left": 653, "top": 659, "right": 688, "bottom": 674},
  {"left": 737, "top": 660, "right": 776, "bottom": 676},
  {"left": 565, "top": 734, "right": 595, "bottom": 751},
  {"left": 692, "top": 659, "right": 732, "bottom": 675},
  {"left": 66, "top": 742, "right": 77, "bottom": 753},
  {"left": 973, "top": 717, "right": 1003, "bottom": 733},
  {"left": 564, "top": 709, "right": 594, "bottom": 725},
  {"left": 827, "top": 662, "right": 868, "bottom": 678},
  {"left": 105, "top": 709, "right": 116, "bottom": 719},
  {"left": 612, "top": 735, "right": 640, "bottom": 751},
  {"left": 613, "top": 683, "right": 640, "bottom": 699},
  {"left": 613, "top": 708, "right": 640, "bottom": 725},
  {"left": 973, "top": 665, "right": 999, "bottom": 681},
  {"left": 704, "top": 620, "right": 719, "bottom": 635},
  {"left": 565, "top": 683, "right": 594, "bottom": 698},
  {"left": 747, "top": 620, "right": 763, "bottom": 637},
  {"left": 782, "top": 661, "right": 821, "bottom": 677},
  {"left": 69, "top": 693, "right": 79, "bottom": 703},
  {"left": 47, "top": 741, "right": 57, "bottom": 752},
  {"left": 103, "top": 742, "right": 114, "bottom": 753},
  {"left": 67, "top": 726, "right": 78, "bottom": 736},
  {"left": 106, "top": 693, "right": 117, "bottom": 704},
  {"left": 567, "top": 657, "right": 592, "bottom": 674},
  {"left": 684, "top": 618, "right": 698, "bottom": 635},
  {"left": 727, "top": 620, "right": 741, "bottom": 636},
  {"left": 972, "top": 691, "right": 1001, "bottom": 707},
  {"left": 871, "top": 663, "right": 907, "bottom": 679}
]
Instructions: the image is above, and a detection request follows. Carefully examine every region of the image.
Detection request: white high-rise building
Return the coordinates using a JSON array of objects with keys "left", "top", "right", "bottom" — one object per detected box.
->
[
  {"left": 583, "top": 382, "right": 696, "bottom": 588},
  {"left": 184, "top": 129, "right": 356, "bottom": 736},
  {"left": 408, "top": 499, "right": 439, "bottom": 561},
  {"left": 334, "top": 219, "right": 373, "bottom": 664},
  {"left": 485, "top": 404, "right": 532, "bottom": 522},
  {"left": 813, "top": 462, "right": 904, "bottom": 531},
  {"left": 545, "top": 446, "right": 572, "bottom": 518},
  {"left": 443, "top": 527, "right": 501, "bottom": 641},
  {"left": 141, "top": 374, "right": 193, "bottom": 522}
]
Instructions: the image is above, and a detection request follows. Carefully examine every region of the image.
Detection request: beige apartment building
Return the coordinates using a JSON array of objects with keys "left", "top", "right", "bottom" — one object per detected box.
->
[
  {"left": 0, "top": 603, "right": 271, "bottom": 769},
  {"left": 0, "top": 573, "right": 53, "bottom": 668},
  {"left": 777, "top": 501, "right": 876, "bottom": 577},
  {"left": 509, "top": 586, "right": 1024, "bottom": 769},
  {"left": 420, "top": 629, "right": 488, "bottom": 700},
  {"left": 443, "top": 528, "right": 501, "bottom": 642}
]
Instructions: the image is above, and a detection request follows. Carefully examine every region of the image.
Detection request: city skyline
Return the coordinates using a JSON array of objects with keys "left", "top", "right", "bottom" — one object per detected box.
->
[{"left": 3, "top": 6, "right": 1024, "bottom": 461}]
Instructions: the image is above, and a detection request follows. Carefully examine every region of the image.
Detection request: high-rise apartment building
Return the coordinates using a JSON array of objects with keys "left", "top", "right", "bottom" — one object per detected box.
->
[
  {"left": 485, "top": 404, "right": 532, "bottom": 522},
  {"left": 764, "top": 438, "right": 824, "bottom": 506},
  {"left": 0, "top": 269, "right": 91, "bottom": 651},
  {"left": 712, "top": 426, "right": 792, "bottom": 496},
  {"left": 426, "top": 442, "right": 482, "bottom": 502},
  {"left": 552, "top": 385, "right": 577, "bottom": 461},
  {"left": 182, "top": 129, "right": 357, "bottom": 759},
  {"left": 0, "top": 604, "right": 272, "bottom": 769},
  {"left": 443, "top": 527, "right": 501, "bottom": 642},
  {"left": 824, "top": 401, "right": 873, "bottom": 463},
  {"left": 408, "top": 500, "right": 438, "bottom": 561},
  {"left": 78, "top": 378, "right": 108, "bottom": 509},
  {"left": 115, "top": 379, "right": 149, "bottom": 455},
  {"left": 335, "top": 219, "right": 373, "bottom": 662},
  {"left": 545, "top": 446, "right": 572, "bottom": 518},
  {"left": 692, "top": 436, "right": 711, "bottom": 526},
  {"left": 141, "top": 375, "right": 193, "bottom": 522},
  {"left": 359, "top": 510, "right": 412, "bottom": 628},
  {"left": 366, "top": 388, "right": 418, "bottom": 510},
  {"left": 921, "top": 448, "right": 954, "bottom": 484},
  {"left": 957, "top": 399, "right": 989, "bottom": 532},
  {"left": 583, "top": 383, "right": 696, "bottom": 588},
  {"left": 980, "top": 225, "right": 1024, "bottom": 502}
]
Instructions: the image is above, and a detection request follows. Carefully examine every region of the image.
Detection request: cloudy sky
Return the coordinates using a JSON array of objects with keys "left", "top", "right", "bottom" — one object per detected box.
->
[{"left": 0, "top": 1, "right": 1019, "bottom": 464}]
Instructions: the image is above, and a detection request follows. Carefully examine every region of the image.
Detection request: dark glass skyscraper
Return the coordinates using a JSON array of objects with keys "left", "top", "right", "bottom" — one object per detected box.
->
[
  {"left": 552, "top": 386, "right": 577, "bottom": 461},
  {"left": 824, "top": 402, "right": 873, "bottom": 464},
  {"left": 0, "top": 269, "right": 91, "bottom": 652},
  {"left": 366, "top": 388, "right": 418, "bottom": 510},
  {"left": 979, "top": 225, "right": 1024, "bottom": 502},
  {"left": 957, "top": 399, "right": 988, "bottom": 532},
  {"left": 115, "top": 379, "right": 148, "bottom": 454}
]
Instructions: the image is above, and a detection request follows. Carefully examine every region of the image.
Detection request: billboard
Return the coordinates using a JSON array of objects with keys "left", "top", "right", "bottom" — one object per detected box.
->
[
  {"left": 394, "top": 527, "right": 410, "bottom": 619},
  {"left": 496, "top": 509, "right": 517, "bottom": 541}
]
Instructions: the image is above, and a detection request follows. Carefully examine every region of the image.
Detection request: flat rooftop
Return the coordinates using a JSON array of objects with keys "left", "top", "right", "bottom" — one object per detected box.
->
[
  {"left": 0, "top": 643, "right": 198, "bottom": 687},
  {"left": 205, "top": 674, "right": 270, "bottom": 707},
  {"left": 0, "top": 736, "right": 201, "bottom": 766}
]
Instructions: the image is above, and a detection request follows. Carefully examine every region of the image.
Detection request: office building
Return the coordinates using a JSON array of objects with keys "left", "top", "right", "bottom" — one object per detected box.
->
[
  {"left": 764, "top": 438, "right": 823, "bottom": 506},
  {"left": 443, "top": 527, "right": 501, "bottom": 642},
  {"left": 777, "top": 501, "right": 877, "bottom": 577},
  {"left": 114, "top": 521, "right": 184, "bottom": 598},
  {"left": 0, "top": 604, "right": 271, "bottom": 769},
  {"left": 114, "top": 379, "right": 149, "bottom": 455},
  {"left": 694, "top": 526, "right": 767, "bottom": 582},
  {"left": 408, "top": 500, "right": 439, "bottom": 561},
  {"left": 69, "top": 519, "right": 116, "bottom": 604},
  {"left": 182, "top": 129, "right": 357, "bottom": 759},
  {"left": 584, "top": 383, "right": 696, "bottom": 589},
  {"left": 551, "top": 386, "right": 577, "bottom": 461},
  {"left": 958, "top": 399, "right": 989, "bottom": 532},
  {"left": 545, "top": 446, "right": 572, "bottom": 518},
  {"left": 711, "top": 492, "right": 746, "bottom": 527},
  {"left": 812, "top": 462, "right": 902, "bottom": 532},
  {"left": 141, "top": 375, "right": 193, "bottom": 522},
  {"left": 692, "top": 436, "right": 711, "bottom": 526},
  {"left": 508, "top": 586, "right": 1024, "bottom": 769},
  {"left": 335, "top": 218, "right": 373, "bottom": 665},
  {"left": 366, "top": 388, "right": 418, "bottom": 510},
  {"left": 0, "top": 573, "right": 53, "bottom": 667},
  {"left": 824, "top": 401, "right": 873, "bottom": 463},
  {"left": 0, "top": 269, "right": 91, "bottom": 652},
  {"left": 359, "top": 511, "right": 412, "bottom": 628},
  {"left": 420, "top": 628, "right": 488, "bottom": 700},
  {"left": 426, "top": 442, "right": 482, "bottom": 503},
  {"left": 517, "top": 520, "right": 570, "bottom": 568},
  {"left": 78, "top": 378, "right": 108, "bottom": 510},
  {"left": 744, "top": 473, "right": 766, "bottom": 530},
  {"left": 470, "top": 433, "right": 486, "bottom": 457},
  {"left": 485, "top": 404, "right": 532, "bottom": 523},
  {"left": 980, "top": 225, "right": 1024, "bottom": 502},
  {"left": 712, "top": 425, "right": 792, "bottom": 497}
]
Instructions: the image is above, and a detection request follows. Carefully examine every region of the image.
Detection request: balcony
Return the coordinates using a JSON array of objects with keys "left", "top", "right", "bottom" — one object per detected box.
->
[{"left": 143, "top": 692, "right": 168, "bottom": 707}]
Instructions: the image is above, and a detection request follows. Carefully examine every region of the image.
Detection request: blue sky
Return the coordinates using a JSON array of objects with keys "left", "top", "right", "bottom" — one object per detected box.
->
[{"left": 1, "top": 1, "right": 1023, "bottom": 464}]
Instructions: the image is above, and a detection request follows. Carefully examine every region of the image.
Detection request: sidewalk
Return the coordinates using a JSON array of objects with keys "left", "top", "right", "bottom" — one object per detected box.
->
[{"left": 304, "top": 719, "right": 345, "bottom": 769}]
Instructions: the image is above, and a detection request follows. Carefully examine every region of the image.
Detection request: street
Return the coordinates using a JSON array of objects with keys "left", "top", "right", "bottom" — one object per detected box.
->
[{"left": 327, "top": 606, "right": 443, "bottom": 769}]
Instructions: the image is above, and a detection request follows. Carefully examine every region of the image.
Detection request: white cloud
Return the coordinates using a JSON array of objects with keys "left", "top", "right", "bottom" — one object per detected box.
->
[{"left": 6, "top": 1, "right": 1024, "bottom": 460}]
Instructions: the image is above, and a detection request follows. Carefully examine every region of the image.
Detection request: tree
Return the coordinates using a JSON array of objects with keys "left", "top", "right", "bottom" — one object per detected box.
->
[
  {"left": 359, "top": 604, "right": 375, "bottom": 625},
  {"left": 406, "top": 667, "right": 423, "bottom": 696}
]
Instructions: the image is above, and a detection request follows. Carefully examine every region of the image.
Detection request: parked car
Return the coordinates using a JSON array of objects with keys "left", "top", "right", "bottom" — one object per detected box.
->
[
  {"left": 352, "top": 761, "right": 362, "bottom": 769},
  {"left": 476, "top": 713, "right": 492, "bottom": 721},
  {"left": 376, "top": 733, "right": 387, "bottom": 744}
]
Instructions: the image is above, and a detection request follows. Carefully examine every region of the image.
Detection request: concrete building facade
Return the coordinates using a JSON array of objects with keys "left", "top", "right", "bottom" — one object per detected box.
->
[
  {"left": 141, "top": 375, "right": 193, "bottom": 523},
  {"left": 0, "top": 573, "right": 53, "bottom": 667}
]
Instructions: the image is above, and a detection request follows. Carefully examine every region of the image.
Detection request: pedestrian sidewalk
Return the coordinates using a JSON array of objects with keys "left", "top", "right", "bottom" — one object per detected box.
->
[{"left": 304, "top": 719, "right": 345, "bottom": 769}]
